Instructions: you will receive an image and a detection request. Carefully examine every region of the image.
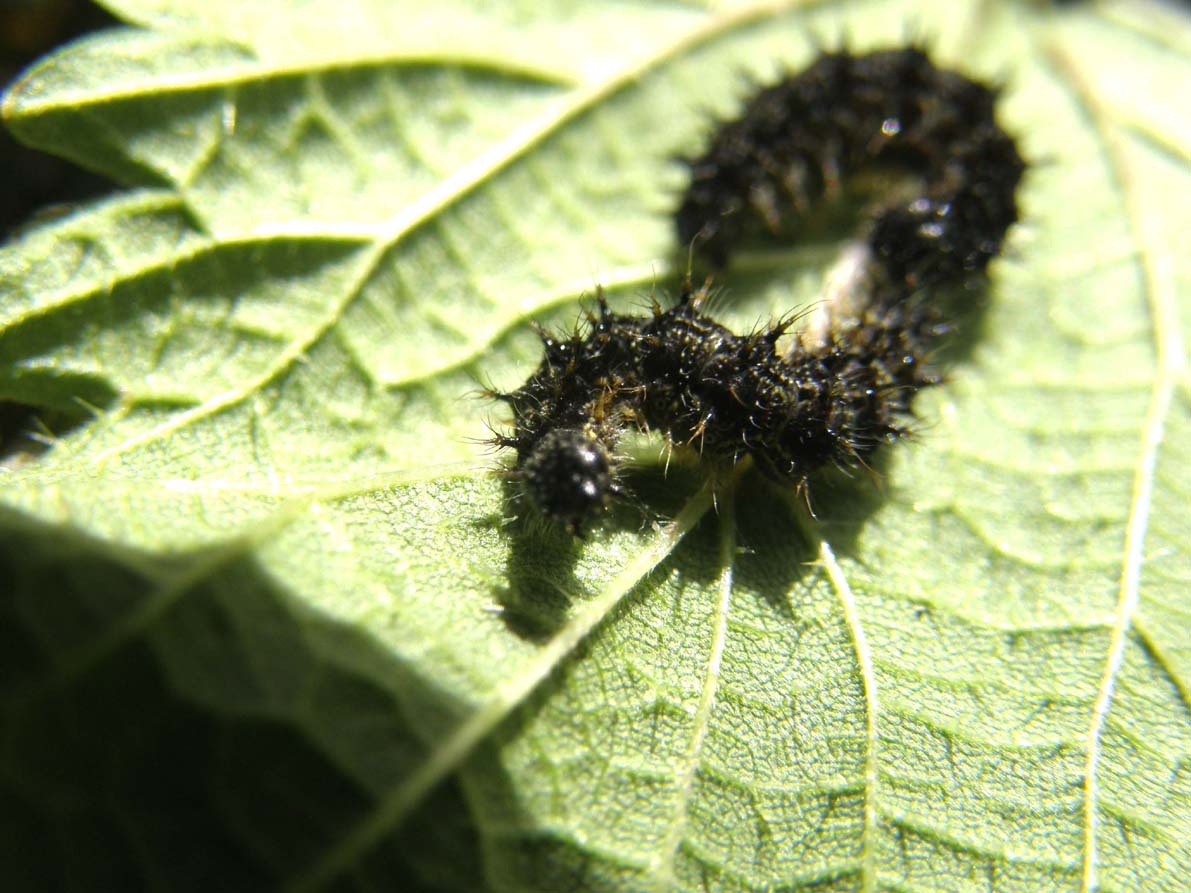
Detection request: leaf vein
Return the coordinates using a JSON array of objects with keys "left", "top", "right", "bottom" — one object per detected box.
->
[
  {"left": 815, "top": 536, "right": 880, "bottom": 893},
  {"left": 648, "top": 491, "right": 736, "bottom": 891},
  {"left": 290, "top": 479, "right": 718, "bottom": 892},
  {"left": 1047, "top": 43, "right": 1189, "bottom": 893}
]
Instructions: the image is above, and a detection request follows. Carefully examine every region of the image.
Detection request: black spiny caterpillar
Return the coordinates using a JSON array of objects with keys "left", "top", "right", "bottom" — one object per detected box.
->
[
  {"left": 677, "top": 46, "right": 1024, "bottom": 278},
  {"left": 487, "top": 47, "right": 1025, "bottom": 533}
]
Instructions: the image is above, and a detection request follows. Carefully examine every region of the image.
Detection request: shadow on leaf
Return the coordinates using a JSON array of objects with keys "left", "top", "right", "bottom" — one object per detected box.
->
[{"left": 0, "top": 508, "right": 484, "bottom": 892}]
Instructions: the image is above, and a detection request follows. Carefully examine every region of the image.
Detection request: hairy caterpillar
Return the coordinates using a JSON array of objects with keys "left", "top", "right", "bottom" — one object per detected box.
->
[{"left": 487, "top": 47, "right": 1025, "bottom": 533}]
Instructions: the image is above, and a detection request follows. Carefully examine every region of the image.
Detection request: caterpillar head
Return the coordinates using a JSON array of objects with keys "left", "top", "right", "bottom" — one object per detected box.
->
[{"left": 522, "top": 428, "right": 617, "bottom": 535}]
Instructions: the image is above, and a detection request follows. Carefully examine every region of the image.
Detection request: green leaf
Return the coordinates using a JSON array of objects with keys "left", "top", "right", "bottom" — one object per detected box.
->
[{"left": 2, "top": 0, "right": 1190, "bottom": 890}]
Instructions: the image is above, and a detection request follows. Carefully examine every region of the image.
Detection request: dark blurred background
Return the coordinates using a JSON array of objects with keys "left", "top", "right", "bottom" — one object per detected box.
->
[
  {"left": 1, "top": 0, "right": 116, "bottom": 459},
  {"left": 2, "top": 0, "right": 116, "bottom": 241}
]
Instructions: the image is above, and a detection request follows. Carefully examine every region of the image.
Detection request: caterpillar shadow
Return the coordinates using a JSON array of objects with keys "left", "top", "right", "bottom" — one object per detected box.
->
[{"left": 487, "top": 460, "right": 714, "bottom": 641}]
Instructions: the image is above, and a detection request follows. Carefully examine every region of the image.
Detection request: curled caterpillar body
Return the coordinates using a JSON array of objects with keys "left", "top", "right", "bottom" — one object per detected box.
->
[
  {"left": 490, "top": 283, "right": 935, "bottom": 533},
  {"left": 489, "top": 47, "right": 1025, "bottom": 533},
  {"left": 676, "top": 46, "right": 1025, "bottom": 282}
]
